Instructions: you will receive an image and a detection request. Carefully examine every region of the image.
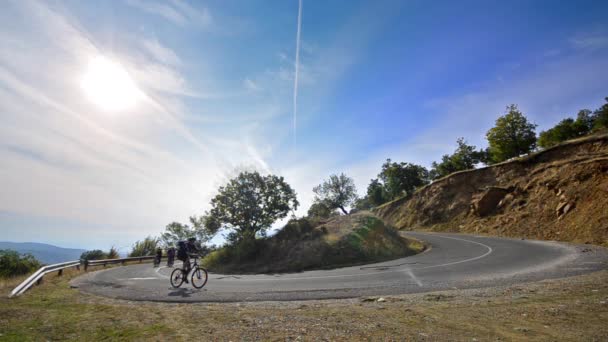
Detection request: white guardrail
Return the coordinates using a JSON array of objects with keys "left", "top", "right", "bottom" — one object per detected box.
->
[{"left": 9, "top": 255, "right": 156, "bottom": 298}]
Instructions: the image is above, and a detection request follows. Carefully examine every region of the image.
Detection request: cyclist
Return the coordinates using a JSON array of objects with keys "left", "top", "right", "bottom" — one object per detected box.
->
[{"left": 177, "top": 237, "right": 201, "bottom": 283}]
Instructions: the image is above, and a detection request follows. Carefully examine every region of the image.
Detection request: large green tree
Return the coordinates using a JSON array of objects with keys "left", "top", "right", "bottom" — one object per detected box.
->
[
  {"left": 377, "top": 159, "right": 429, "bottom": 201},
  {"left": 430, "top": 138, "right": 486, "bottom": 180},
  {"left": 204, "top": 171, "right": 299, "bottom": 243},
  {"left": 486, "top": 105, "right": 537, "bottom": 163},
  {"left": 366, "top": 178, "right": 387, "bottom": 207},
  {"left": 313, "top": 173, "right": 358, "bottom": 215}
]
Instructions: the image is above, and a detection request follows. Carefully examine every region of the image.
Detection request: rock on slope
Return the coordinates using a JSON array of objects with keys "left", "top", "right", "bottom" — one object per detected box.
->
[{"left": 375, "top": 134, "right": 608, "bottom": 246}]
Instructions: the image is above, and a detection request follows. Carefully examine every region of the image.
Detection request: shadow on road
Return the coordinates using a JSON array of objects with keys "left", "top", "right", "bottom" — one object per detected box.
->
[{"left": 167, "top": 287, "right": 206, "bottom": 298}]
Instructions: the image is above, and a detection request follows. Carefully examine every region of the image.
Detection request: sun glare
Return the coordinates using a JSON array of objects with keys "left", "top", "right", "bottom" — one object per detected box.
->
[{"left": 81, "top": 56, "right": 142, "bottom": 112}]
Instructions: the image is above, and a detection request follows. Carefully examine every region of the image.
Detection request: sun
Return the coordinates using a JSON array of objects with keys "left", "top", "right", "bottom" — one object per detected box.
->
[{"left": 81, "top": 56, "right": 142, "bottom": 112}]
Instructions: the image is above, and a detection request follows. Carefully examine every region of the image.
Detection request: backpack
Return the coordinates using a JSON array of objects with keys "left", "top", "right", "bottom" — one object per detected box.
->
[{"left": 177, "top": 241, "right": 188, "bottom": 259}]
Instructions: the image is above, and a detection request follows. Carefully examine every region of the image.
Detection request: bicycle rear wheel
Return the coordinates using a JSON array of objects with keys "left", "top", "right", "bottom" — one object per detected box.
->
[
  {"left": 170, "top": 268, "right": 185, "bottom": 288},
  {"left": 191, "top": 266, "right": 208, "bottom": 289}
]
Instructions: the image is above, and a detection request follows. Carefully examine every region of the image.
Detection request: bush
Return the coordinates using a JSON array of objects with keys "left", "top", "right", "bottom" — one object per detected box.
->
[
  {"left": 80, "top": 250, "right": 108, "bottom": 261},
  {"left": 128, "top": 236, "right": 159, "bottom": 257},
  {"left": 0, "top": 249, "right": 41, "bottom": 278},
  {"left": 107, "top": 246, "right": 120, "bottom": 259}
]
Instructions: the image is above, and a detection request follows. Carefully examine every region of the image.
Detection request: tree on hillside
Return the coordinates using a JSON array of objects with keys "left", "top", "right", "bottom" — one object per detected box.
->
[
  {"left": 203, "top": 171, "right": 299, "bottom": 243},
  {"left": 128, "top": 236, "right": 159, "bottom": 257},
  {"left": 429, "top": 138, "right": 486, "bottom": 180},
  {"left": 366, "top": 178, "right": 387, "bottom": 207},
  {"left": 313, "top": 173, "right": 358, "bottom": 215},
  {"left": 352, "top": 196, "right": 373, "bottom": 212},
  {"left": 160, "top": 216, "right": 214, "bottom": 247},
  {"left": 592, "top": 97, "right": 608, "bottom": 131},
  {"left": 486, "top": 104, "right": 537, "bottom": 163},
  {"left": 80, "top": 250, "right": 107, "bottom": 261},
  {"left": 307, "top": 202, "right": 335, "bottom": 219},
  {"left": 537, "top": 109, "right": 595, "bottom": 149},
  {"left": 0, "top": 250, "right": 41, "bottom": 277},
  {"left": 377, "top": 159, "right": 429, "bottom": 201}
]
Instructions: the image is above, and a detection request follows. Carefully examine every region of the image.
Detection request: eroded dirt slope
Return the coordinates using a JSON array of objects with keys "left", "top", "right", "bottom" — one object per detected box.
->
[{"left": 375, "top": 134, "right": 608, "bottom": 246}]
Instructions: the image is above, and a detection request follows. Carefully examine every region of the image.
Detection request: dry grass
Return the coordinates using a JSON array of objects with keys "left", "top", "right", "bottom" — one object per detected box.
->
[{"left": 1, "top": 265, "right": 607, "bottom": 341}]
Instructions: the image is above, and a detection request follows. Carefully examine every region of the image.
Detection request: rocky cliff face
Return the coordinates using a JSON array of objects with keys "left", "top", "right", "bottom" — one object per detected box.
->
[{"left": 375, "top": 134, "right": 608, "bottom": 246}]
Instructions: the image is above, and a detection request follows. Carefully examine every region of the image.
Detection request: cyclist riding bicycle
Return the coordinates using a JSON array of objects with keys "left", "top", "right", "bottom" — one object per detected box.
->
[{"left": 177, "top": 237, "right": 201, "bottom": 283}]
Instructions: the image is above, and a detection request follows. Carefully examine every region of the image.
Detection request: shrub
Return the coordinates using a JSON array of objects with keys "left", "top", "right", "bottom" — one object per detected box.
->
[
  {"left": 80, "top": 250, "right": 108, "bottom": 261},
  {"left": 129, "top": 236, "right": 159, "bottom": 257},
  {"left": 107, "top": 246, "right": 120, "bottom": 259},
  {"left": 0, "top": 249, "right": 41, "bottom": 278}
]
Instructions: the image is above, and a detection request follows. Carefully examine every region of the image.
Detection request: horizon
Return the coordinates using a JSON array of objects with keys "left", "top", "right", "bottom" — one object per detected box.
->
[{"left": 1, "top": 0, "right": 608, "bottom": 251}]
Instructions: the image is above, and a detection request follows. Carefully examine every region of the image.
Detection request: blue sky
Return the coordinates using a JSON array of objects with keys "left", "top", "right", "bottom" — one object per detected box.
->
[{"left": 1, "top": 0, "right": 607, "bottom": 251}]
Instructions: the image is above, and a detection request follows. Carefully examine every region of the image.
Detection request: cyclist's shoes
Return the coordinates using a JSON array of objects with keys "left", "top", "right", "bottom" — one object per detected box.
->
[{"left": 184, "top": 278, "right": 189, "bottom": 284}]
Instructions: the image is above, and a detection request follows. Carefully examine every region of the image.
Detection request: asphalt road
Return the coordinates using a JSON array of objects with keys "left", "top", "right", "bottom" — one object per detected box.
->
[{"left": 71, "top": 232, "right": 608, "bottom": 302}]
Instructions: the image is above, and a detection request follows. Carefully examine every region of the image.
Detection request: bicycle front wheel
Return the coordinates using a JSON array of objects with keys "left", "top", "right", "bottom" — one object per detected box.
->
[
  {"left": 170, "top": 268, "right": 185, "bottom": 288},
  {"left": 191, "top": 266, "right": 208, "bottom": 289}
]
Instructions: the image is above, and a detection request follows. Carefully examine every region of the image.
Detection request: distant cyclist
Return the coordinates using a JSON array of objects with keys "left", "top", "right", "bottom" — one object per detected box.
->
[
  {"left": 177, "top": 237, "right": 201, "bottom": 283},
  {"left": 167, "top": 246, "right": 176, "bottom": 267}
]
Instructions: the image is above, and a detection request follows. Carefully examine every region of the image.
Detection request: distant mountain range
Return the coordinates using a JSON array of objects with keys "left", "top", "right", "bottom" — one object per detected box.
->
[{"left": 0, "top": 241, "right": 86, "bottom": 264}]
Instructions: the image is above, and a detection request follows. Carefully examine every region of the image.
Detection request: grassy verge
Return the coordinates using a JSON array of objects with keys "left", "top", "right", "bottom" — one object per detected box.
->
[{"left": 1, "top": 267, "right": 607, "bottom": 340}]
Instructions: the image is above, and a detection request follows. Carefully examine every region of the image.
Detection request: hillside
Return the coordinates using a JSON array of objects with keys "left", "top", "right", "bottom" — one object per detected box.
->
[
  {"left": 0, "top": 242, "right": 85, "bottom": 264},
  {"left": 375, "top": 133, "right": 608, "bottom": 246},
  {"left": 203, "top": 212, "right": 424, "bottom": 274}
]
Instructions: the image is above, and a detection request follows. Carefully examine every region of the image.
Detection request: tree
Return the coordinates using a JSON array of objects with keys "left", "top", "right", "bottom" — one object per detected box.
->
[
  {"left": 573, "top": 109, "right": 594, "bottom": 134},
  {"left": 204, "top": 171, "right": 299, "bottom": 244},
  {"left": 486, "top": 105, "right": 537, "bottom": 163},
  {"left": 366, "top": 178, "right": 387, "bottom": 207},
  {"left": 160, "top": 216, "right": 214, "bottom": 247},
  {"left": 430, "top": 138, "right": 485, "bottom": 180},
  {"left": 352, "top": 196, "right": 373, "bottom": 212},
  {"left": 0, "top": 250, "right": 41, "bottom": 278},
  {"left": 128, "top": 236, "right": 159, "bottom": 257},
  {"left": 80, "top": 249, "right": 107, "bottom": 261},
  {"left": 307, "top": 202, "right": 334, "bottom": 219},
  {"left": 592, "top": 97, "right": 608, "bottom": 131},
  {"left": 538, "top": 109, "right": 594, "bottom": 149},
  {"left": 377, "top": 159, "right": 429, "bottom": 200},
  {"left": 313, "top": 173, "right": 358, "bottom": 215}
]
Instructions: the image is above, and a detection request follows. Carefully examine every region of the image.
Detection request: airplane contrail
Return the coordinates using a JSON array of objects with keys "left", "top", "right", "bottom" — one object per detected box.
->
[{"left": 293, "top": 0, "right": 302, "bottom": 153}]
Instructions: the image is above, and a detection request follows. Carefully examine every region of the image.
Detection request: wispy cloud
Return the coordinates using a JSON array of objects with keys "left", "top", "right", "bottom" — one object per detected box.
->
[
  {"left": 570, "top": 32, "right": 608, "bottom": 50},
  {"left": 126, "top": 0, "right": 212, "bottom": 28},
  {"left": 142, "top": 38, "right": 181, "bottom": 66},
  {"left": 243, "top": 78, "right": 262, "bottom": 92}
]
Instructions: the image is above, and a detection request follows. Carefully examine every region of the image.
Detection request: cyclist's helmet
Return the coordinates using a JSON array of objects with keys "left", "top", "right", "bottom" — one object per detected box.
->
[{"left": 188, "top": 237, "right": 196, "bottom": 242}]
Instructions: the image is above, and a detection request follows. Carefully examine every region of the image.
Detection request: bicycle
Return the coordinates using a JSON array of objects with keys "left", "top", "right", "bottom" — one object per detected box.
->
[{"left": 170, "top": 254, "right": 208, "bottom": 289}]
